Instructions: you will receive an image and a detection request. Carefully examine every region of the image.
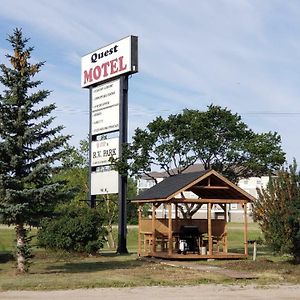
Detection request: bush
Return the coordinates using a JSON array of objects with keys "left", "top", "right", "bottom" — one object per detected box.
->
[{"left": 37, "top": 205, "right": 107, "bottom": 253}]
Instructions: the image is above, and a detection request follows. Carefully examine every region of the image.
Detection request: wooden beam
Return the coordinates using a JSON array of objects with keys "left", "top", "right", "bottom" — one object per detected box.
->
[
  {"left": 224, "top": 204, "right": 228, "bottom": 253},
  {"left": 208, "top": 202, "right": 213, "bottom": 255},
  {"left": 172, "top": 198, "right": 249, "bottom": 204},
  {"left": 168, "top": 203, "right": 172, "bottom": 255},
  {"left": 243, "top": 203, "right": 248, "bottom": 256},
  {"left": 138, "top": 204, "right": 142, "bottom": 256},
  {"left": 145, "top": 252, "right": 248, "bottom": 260},
  {"left": 191, "top": 186, "right": 230, "bottom": 190},
  {"left": 175, "top": 203, "right": 178, "bottom": 230},
  {"left": 151, "top": 204, "right": 156, "bottom": 254}
]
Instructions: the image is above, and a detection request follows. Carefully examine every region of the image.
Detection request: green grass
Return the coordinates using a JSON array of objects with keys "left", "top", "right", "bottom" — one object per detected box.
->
[
  {"left": 227, "top": 222, "right": 263, "bottom": 253},
  {"left": 0, "top": 226, "right": 15, "bottom": 252},
  {"left": 0, "top": 223, "right": 299, "bottom": 290}
]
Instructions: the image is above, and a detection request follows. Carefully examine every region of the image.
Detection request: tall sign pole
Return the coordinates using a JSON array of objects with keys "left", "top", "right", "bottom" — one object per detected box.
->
[
  {"left": 81, "top": 36, "right": 138, "bottom": 254},
  {"left": 117, "top": 76, "right": 128, "bottom": 253},
  {"left": 88, "top": 86, "right": 96, "bottom": 208}
]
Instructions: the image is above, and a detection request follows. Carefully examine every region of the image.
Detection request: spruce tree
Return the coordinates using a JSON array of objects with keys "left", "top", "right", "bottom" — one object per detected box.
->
[
  {"left": 252, "top": 160, "right": 300, "bottom": 262},
  {"left": 0, "top": 29, "right": 70, "bottom": 273}
]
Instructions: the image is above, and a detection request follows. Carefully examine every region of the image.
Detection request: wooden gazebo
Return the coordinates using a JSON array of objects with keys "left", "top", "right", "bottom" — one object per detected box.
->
[{"left": 133, "top": 169, "right": 255, "bottom": 259}]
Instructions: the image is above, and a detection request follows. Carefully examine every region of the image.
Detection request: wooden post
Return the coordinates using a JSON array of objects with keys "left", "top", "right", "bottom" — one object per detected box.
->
[
  {"left": 253, "top": 241, "right": 257, "bottom": 261},
  {"left": 243, "top": 203, "right": 248, "bottom": 256},
  {"left": 151, "top": 203, "right": 156, "bottom": 254},
  {"left": 175, "top": 203, "right": 178, "bottom": 222},
  {"left": 138, "top": 204, "right": 142, "bottom": 256},
  {"left": 224, "top": 204, "right": 228, "bottom": 253},
  {"left": 168, "top": 202, "right": 173, "bottom": 255},
  {"left": 208, "top": 202, "right": 213, "bottom": 255}
]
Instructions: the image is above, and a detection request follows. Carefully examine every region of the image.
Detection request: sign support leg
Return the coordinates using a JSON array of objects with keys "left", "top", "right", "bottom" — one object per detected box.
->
[
  {"left": 117, "top": 76, "right": 128, "bottom": 254},
  {"left": 88, "top": 86, "right": 96, "bottom": 208}
]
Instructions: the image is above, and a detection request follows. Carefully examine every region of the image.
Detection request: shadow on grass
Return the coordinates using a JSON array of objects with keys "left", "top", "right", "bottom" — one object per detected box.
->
[
  {"left": 0, "top": 252, "right": 14, "bottom": 263},
  {"left": 45, "top": 257, "right": 144, "bottom": 274}
]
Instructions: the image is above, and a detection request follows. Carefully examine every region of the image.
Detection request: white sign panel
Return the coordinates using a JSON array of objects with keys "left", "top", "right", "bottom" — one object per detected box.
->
[
  {"left": 81, "top": 36, "right": 138, "bottom": 88},
  {"left": 92, "top": 79, "right": 120, "bottom": 111},
  {"left": 91, "top": 105, "right": 119, "bottom": 135},
  {"left": 91, "top": 169, "right": 118, "bottom": 195},
  {"left": 91, "top": 137, "right": 119, "bottom": 167}
]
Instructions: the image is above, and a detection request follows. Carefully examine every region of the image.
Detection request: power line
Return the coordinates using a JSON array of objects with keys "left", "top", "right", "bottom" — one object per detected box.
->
[{"left": 54, "top": 107, "right": 300, "bottom": 117}]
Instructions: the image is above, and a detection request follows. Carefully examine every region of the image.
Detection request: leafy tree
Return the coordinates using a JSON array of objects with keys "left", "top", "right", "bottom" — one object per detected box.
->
[
  {"left": 115, "top": 105, "right": 285, "bottom": 183},
  {"left": 0, "top": 29, "right": 70, "bottom": 273},
  {"left": 252, "top": 160, "right": 300, "bottom": 262},
  {"left": 127, "top": 178, "right": 138, "bottom": 224},
  {"left": 95, "top": 177, "right": 138, "bottom": 250},
  {"left": 57, "top": 139, "right": 89, "bottom": 203}
]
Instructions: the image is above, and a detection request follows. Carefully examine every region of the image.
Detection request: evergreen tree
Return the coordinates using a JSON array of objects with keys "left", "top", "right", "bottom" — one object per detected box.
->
[
  {"left": 0, "top": 29, "right": 70, "bottom": 273},
  {"left": 252, "top": 160, "right": 300, "bottom": 262}
]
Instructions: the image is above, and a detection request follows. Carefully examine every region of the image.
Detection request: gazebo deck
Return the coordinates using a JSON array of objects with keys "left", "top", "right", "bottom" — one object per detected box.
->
[{"left": 140, "top": 251, "right": 247, "bottom": 260}]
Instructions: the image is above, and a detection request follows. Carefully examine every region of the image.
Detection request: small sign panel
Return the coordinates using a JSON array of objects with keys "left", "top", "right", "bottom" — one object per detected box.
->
[
  {"left": 81, "top": 36, "right": 138, "bottom": 88},
  {"left": 91, "top": 168, "right": 119, "bottom": 195},
  {"left": 91, "top": 105, "right": 119, "bottom": 135},
  {"left": 91, "top": 137, "right": 119, "bottom": 167},
  {"left": 92, "top": 79, "right": 120, "bottom": 111}
]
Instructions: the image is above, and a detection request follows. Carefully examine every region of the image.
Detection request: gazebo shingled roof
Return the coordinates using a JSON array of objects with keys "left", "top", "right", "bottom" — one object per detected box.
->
[
  {"left": 134, "top": 169, "right": 255, "bottom": 203},
  {"left": 135, "top": 170, "right": 209, "bottom": 201}
]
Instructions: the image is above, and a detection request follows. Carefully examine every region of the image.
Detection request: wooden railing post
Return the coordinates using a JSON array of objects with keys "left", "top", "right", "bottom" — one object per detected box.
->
[
  {"left": 208, "top": 202, "right": 213, "bottom": 255},
  {"left": 138, "top": 204, "right": 142, "bottom": 256},
  {"left": 224, "top": 204, "right": 228, "bottom": 253},
  {"left": 168, "top": 202, "right": 173, "bottom": 255},
  {"left": 243, "top": 203, "right": 248, "bottom": 256},
  {"left": 151, "top": 203, "right": 156, "bottom": 254}
]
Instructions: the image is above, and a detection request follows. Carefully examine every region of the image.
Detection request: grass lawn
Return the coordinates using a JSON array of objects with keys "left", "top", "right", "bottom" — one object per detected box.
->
[{"left": 0, "top": 223, "right": 299, "bottom": 290}]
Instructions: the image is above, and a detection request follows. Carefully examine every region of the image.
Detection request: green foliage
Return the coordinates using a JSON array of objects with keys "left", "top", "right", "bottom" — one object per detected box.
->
[
  {"left": 0, "top": 28, "right": 70, "bottom": 272},
  {"left": 252, "top": 160, "right": 300, "bottom": 262},
  {"left": 127, "top": 177, "right": 138, "bottom": 224},
  {"left": 37, "top": 204, "right": 107, "bottom": 253},
  {"left": 56, "top": 140, "right": 89, "bottom": 204},
  {"left": 114, "top": 105, "right": 285, "bottom": 182}
]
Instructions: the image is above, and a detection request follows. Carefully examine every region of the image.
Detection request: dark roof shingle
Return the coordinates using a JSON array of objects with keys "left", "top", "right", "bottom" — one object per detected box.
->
[{"left": 134, "top": 170, "right": 210, "bottom": 201}]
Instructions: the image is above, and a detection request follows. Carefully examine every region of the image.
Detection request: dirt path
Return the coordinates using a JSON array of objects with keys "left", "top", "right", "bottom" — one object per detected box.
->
[{"left": 1, "top": 285, "right": 299, "bottom": 300}]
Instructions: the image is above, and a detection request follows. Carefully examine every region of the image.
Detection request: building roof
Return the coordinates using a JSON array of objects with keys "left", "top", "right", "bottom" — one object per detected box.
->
[
  {"left": 139, "top": 164, "right": 205, "bottom": 180},
  {"left": 133, "top": 169, "right": 256, "bottom": 203}
]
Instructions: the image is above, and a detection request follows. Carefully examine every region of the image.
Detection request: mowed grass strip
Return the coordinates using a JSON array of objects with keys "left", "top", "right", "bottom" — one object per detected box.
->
[
  {"left": 0, "top": 253, "right": 226, "bottom": 290},
  {"left": 0, "top": 223, "right": 299, "bottom": 290}
]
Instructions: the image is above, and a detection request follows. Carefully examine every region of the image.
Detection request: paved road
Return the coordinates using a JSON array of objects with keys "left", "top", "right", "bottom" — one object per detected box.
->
[{"left": 1, "top": 285, "right": 300, "bottom": 300}]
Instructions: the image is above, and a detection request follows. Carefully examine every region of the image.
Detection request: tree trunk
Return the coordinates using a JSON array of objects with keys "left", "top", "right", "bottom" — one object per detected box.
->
[
  {"left": 15, "top": 223, "right": 26, "bottom": 273},
  {"left": 107, "top": 223, "right": 116, "bottom": 250}
]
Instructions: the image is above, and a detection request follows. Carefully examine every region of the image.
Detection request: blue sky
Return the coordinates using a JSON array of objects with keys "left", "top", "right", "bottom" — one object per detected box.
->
[{"left": 0, "top": 0, "right": 299, "bottom": 164}]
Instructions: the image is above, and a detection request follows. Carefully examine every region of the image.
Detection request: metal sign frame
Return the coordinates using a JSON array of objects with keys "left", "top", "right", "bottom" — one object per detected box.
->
[{"left": 84, "top": 36, "right": 138, "bottom": 254}]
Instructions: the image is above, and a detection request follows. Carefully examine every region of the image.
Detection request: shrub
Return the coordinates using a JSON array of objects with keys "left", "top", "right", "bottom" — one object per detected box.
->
[{"left": 37, "top": 205, "right": 107, "bottom": 253}]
